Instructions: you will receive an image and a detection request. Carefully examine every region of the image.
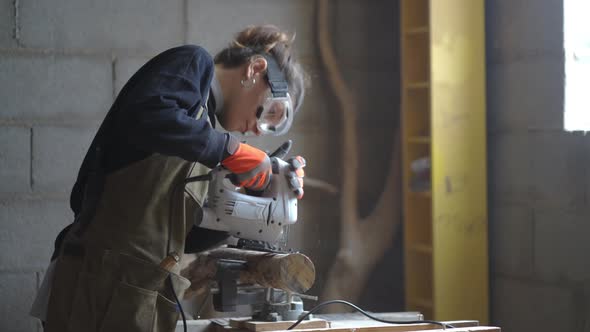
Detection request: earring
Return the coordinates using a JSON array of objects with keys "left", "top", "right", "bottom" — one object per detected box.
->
[{"left": 240, "top": 77, "right": 256, "bottom": 88}]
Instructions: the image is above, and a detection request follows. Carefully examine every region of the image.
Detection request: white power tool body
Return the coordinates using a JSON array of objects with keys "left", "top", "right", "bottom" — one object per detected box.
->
[{"left": 197, "top": 144, "right": 299, "bottom": 246}]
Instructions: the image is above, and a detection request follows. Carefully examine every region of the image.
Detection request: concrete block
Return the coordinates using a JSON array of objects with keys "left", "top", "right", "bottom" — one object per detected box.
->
[
  {"left": 534, "top": 208, "right": 590, "bottom": 282},
  {"left": 187, "top": 0, "right": 315, "bottom": 56},
  {"left": 489, "top": 205, "right": 534, "bottom": 277},
  {"left": 0, "top": 126, "right": 30, "bottom": 193},
  {"left": 486, "top": 0, "right": 563, "bottom": 58},
  {"left": 0, "top": 272, "right": 39, "bottom": 332},
  {"left": 19, "top": 0, "right": 184, "bottom": 51},
  {"left": 114, "top": 56, "right": 151, "bottom": 96},
  {"left": 0, "top": 0, "right": 16, "bottom": 47},
  {"left": 0, "top": 54, "right": 112, "bottom": 122},
  {"left": 32, "top": 126, "right": 95, "bottom": 194},
  {"left": 491, "top": 277, "right": 576, "bottom": 332},
  {"left": 529, "top": 132, "right": 586, "bottom": 211},
  {"left": 487, "top": 133, "right": 532, "bottom": 204},
  {"left": 487, "top": 59, "right": 564, "bottom": 131},
  {"left": 0, "top": 199, "right": 71, "bottom": 270}
]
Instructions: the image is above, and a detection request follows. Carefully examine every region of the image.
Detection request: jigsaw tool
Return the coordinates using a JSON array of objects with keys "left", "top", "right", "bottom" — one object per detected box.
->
[
  {"left": 187, "top": 140, "right": 315, "bottom": 321},
  {"left": 197, "top": 140, "right": 300, "bottom": 251}
]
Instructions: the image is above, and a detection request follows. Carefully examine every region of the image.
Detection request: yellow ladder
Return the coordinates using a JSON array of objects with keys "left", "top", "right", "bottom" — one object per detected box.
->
[{"left": 401, "top": 0, "right": 489, "bottom": 324}]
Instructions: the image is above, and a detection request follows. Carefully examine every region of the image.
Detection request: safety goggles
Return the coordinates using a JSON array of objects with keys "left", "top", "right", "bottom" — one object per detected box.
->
[
  {"left": 255, "top": 54, "right": 293, "bottom": 136},
  {"left": 256, "top": 91, "right": 293, "bottom": 136}
]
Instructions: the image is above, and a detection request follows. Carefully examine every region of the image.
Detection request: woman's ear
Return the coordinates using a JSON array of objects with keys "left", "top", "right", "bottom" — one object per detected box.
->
[{"left": 247, "top": 56, "right": 268, "bottom": 78}]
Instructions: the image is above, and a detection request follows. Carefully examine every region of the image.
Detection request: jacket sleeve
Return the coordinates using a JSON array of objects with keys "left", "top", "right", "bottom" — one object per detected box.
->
[{"left": 119, "top": 45, "right": 227, "bottom": 168}]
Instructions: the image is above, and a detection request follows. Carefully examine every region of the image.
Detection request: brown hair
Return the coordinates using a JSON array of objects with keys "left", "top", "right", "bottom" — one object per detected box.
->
[{"left": 214, "top": 25, "right": 308, "bottom": 114}]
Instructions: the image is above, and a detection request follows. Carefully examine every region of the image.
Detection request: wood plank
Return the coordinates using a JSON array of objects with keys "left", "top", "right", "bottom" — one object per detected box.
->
[
  {"left": 177, "top": 317, "right": 486, "bottom": 332},
  {"left": 229, "top": 318, "right": 253, "bottom": 329},
  {"left": 244, "top": 319, "right": 329, "bottom": 332},
  {"left": 273, "top": 325, "right": 498, "bottom": 332},
  {"left": 441, "top": 320, "right": 480, "bottom": 328},
  {"left": 412, "top": 328, "right": 496, "bottom": 332}
]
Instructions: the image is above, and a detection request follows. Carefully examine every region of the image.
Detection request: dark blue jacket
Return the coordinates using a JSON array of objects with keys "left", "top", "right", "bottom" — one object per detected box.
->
[{"left": 55, "top": 45, "right": 229, "bottom": 258}]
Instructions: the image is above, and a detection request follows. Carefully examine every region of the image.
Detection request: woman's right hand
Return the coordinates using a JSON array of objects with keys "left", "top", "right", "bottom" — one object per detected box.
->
[{"left": 221, "top": 140, "right": 271, "bottom": 191}]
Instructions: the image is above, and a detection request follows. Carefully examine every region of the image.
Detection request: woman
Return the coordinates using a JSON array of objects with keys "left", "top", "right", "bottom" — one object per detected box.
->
[{"left": 36, "top": 25, "right": 308, "bottom": 332}]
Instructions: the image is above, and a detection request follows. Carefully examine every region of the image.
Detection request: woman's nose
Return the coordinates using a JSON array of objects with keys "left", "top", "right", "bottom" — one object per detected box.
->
[{"left": 253, "top": 126, "right": 262, "bottom": 136}]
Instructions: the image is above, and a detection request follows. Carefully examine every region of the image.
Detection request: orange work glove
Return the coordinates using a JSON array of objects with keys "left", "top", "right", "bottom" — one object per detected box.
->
[{"left": 221, "top": 137, "right": 271, "bottom": 191}]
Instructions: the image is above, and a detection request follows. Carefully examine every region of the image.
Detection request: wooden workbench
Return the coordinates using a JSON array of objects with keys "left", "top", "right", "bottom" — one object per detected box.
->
[{"left": 174, "top": 312, "right": 500, "bottom": 332}]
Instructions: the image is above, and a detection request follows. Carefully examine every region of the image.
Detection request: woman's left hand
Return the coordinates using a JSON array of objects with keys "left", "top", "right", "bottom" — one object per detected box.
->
[{"left": 286, "top": 156, "right": 306, "bottom": 199}]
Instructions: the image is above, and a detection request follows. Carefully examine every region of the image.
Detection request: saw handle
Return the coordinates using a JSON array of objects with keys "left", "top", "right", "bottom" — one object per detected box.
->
[{"left": 268, "top": 140, "right": 292, "bottom": 159}]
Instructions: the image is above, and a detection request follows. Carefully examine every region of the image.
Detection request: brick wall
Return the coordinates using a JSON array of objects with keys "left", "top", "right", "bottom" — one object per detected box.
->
[
  {"left": 486, "top": 0, "right": 590, "bottom": 330},
  {"left": 0, "top": 1, "right": 335, "bottom": 331}
]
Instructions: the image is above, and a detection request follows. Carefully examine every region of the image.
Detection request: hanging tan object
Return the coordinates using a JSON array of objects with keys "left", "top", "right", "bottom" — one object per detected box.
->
[{"left": 317, "top": 0, "right": 402, "bottom": 308}]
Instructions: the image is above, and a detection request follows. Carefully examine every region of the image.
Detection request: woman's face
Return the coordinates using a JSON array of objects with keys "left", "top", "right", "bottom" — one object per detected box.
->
[{"left": 220, "top": 58, "right": 270, "bottom": 136}]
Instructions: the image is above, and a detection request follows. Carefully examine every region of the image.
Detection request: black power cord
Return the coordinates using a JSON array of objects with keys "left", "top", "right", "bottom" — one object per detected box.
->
[
  {"left": 168, "top": 275, "right": 188, "bottom": 332},
  {"left": 166, "top": 173, "right": 212, "bottom": 332},
  {"left": 166, "top": 172, "right": 212, "bottom": 254},
  {"left": 286, "top": 300, "right": 456, "bottom": 330}
]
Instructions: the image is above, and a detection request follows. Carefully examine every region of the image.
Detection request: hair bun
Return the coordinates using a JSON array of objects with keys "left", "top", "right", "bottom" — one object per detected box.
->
[{"left": 232, "top": 25, "right": 295, "bottom": 53}]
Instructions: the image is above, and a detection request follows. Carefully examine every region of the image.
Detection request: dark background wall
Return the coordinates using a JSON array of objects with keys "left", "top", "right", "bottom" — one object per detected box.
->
[{"left": 486, "top": 0, "right": 590, "bottom": 331}]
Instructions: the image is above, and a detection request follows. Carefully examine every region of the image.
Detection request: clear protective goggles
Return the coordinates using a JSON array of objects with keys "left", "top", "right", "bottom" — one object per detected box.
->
[{"left": 256, "top": 91, "right": 294, "bottom": 136}]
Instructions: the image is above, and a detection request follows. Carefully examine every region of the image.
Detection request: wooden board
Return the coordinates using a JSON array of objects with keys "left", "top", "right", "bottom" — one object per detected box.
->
[
  {"left": 223, "top": 318, "right": 491, "bottom": 332},
  {"left": 244, "top": 319, "right": 329, "bottom": 332},
  {"left": 228, "top": 318, "right": 252, "bottom": 329},
  {"left": 182, "top": 316, "right": 496, "bottom": 332},
  {"left": 328, "top": 320, "right": 478, "bottom": 329},
  {"left": 273, "top": 326, "right": 498, "bottom": 332}
]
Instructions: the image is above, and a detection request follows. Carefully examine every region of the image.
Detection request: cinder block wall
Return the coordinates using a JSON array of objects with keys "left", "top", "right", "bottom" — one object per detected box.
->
[
  {"left": 0, "top": 1, "right": 334, "bottom": 331},
  {"left": 9, "top": 1, "right": 588, "bottom": 332},
  {"left": 486, "top": 1, "right": 590, "bottom": 331}
]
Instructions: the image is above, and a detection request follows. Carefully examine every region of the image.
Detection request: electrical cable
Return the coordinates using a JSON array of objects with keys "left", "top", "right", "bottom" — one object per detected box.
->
[
  {"left": 168, "top": 275, "right": 188, "bottom": 332},
  {"left": 286, "top": 300, "right": 455, "bottom": 330},
  {"left": 165, "top": 173, "right": 213, "bottom": 332},
  {"left": 166, "top": 172, "right": 212, "bottom": 254}
]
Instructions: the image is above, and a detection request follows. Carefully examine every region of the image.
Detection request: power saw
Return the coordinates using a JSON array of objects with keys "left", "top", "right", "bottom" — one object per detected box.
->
[
  {"left": 186, "top": 141, "right": 314, "bottom": 318},
  {"left": 196, "top": 140, "right": 300, "bottom": 252}
]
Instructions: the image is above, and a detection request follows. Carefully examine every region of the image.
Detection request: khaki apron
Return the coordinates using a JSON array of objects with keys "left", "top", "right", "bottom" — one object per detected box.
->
[{"left": 44, "top": 107, "right": 211, "bottom": 332}]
